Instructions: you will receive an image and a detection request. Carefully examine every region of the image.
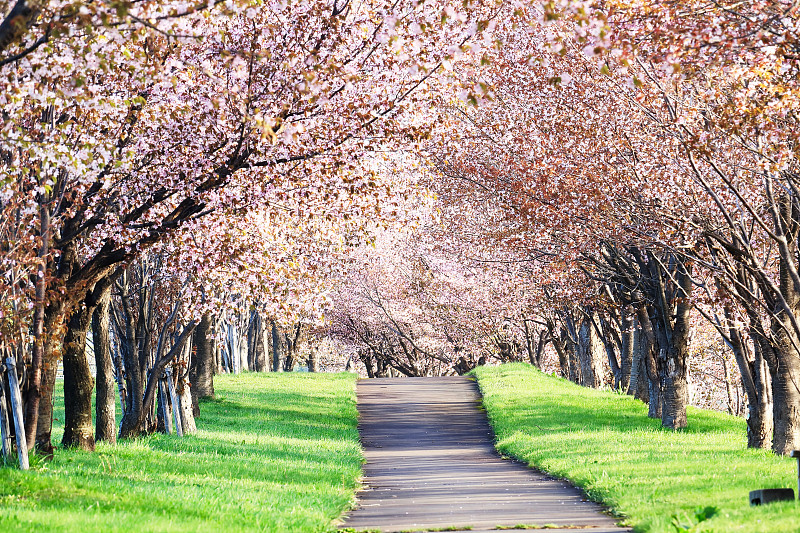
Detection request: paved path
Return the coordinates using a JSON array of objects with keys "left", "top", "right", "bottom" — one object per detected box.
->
[{"left": 341, "top": 376, "right": 630, "bottom": 533}]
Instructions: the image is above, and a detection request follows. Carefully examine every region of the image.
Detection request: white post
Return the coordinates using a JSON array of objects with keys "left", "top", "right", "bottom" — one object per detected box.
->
[
  {"left": 165, "top": 368, "right": 183, "bottom": 437},
  {"left": 159, "top": 378, "right": 172, "bottom": 434},
  {"left": 5, "top": 358, "right": 29, "bottom": 469},
  {"left": 0, "top": 369, "right": 12, "bottom": 459}
]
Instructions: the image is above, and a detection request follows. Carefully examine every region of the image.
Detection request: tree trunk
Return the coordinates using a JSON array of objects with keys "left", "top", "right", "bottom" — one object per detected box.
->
[
  {"left": 308, "top": 347, "right": 318, "bottom": 372},
  {"left": 750, "top": 342, "right": 773, "bottom": 449},
  {"left": 225, "top": 323, "right": 238, "bottom": 374},
  {"left": 93, "top": 287, "right": 116, "bottom": 444},
  {"left": 62, "top": 273, "right": 116, "bottom": 447},
  {"left": 176, "top": 350, "right": 197, "bottom": 435},
  {"left": 119, "top": 323, "right": 195, "bottom": 439},
  {"left": 767, "top": 324, "right": 800, "bottom": 455},
  {"left": 271, "top": 321, "right": 284, "bottom": 372},
  {"left": 522, "top": 320, "right": 537, "bottom": 367},
  {"left": 721, "top": 355, "right": 736, "bottom": 415},
  {"left": 248, "top": 311, "right": 268, "bottom": 372},
  {"left": 255, "top": 314, "right": 267, "bottom": 372},
  {"left": 237, "top": 321, "right": 248, "bottom": 373},
  {"left": 247, "top": 312, "right": 256, "bottom": 371},
  {"left": 620, "top": 308, "right": 634, "bottom": 392},
  {"left": 549, "top": 324, "right": 569, "bottom": 379},
  {"left": 601, "top": 322, "right": 622, "bottom": 390},
  {"left": 562, "top": 316, "right": 581, "bottom": 384},
  {"left": 190, "top": 313, "right": 215, "bottom": 401},
  {"left": 360, "top": 348, "right": 375, "bottom": 378},
  {"left": 762, "top": 195, "right": 800, "bottom": 454},
  {"left": 636, "top": 305, "right": 662, "bottom": 418},
  {"left": 770, "top": 357, "right": 800, "bottom": 455},
  {"left": 660, "top": 343, "right": 689, "bottom": 429},
  {"left": 728, "top": 319, "right": 773, "bottom": 449},
  {"left": 659, "top": 265, "right": 692, "bottom": 430},
  {"left": 118, "top": 272, "right": 145, "bottom": 439},
  {"left": 34, "top": 305, "right": 61, "bottom": 455},
  {"left": 23, "top": 190, "right": 50, "bottom": 451},
  {"left": 578, "top": 317, "right": 604, "bottom": 388},
  {"left": 265, "top": 323, "right": 273, "bottom": 372},
  {"left": 284, "top": 323, "right": 301, "bottom": 372},
  {"left": 628, "top": 325, "right": 649, "bottom": 402},
  {"left": 215, "top": 331, "right": 222, "bottom": 374},
  {"left": 157, "top": 378, "right": 171, "bottom": 434},
  {"left": 534, "top": 330, "right": 548, "bottom": 368},
  {"left": 61, "top": 302, "right": 96, "bottom": 450},
  {"left": 566, "top": 341, "right": 580, "bottom": 383},
  {"left": 178, "top": 382, "right": 197, "bottom": 435},
  {"left": 214, "top": 318, "right": 222, "bottom": 375}
]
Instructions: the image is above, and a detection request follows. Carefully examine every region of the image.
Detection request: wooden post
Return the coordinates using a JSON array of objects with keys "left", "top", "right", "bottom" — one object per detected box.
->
[
  {"left": 5, "top": 358, "right": 29, "bottom": 469},
  {"left": 0, "top": 367, "right": 12, "bottom": 459},
  {"left": 159, "top": 378, "right": 172, "bottom": 434},
  {"left": 165, "top": 368, "right": 183, "bottom": 437}
]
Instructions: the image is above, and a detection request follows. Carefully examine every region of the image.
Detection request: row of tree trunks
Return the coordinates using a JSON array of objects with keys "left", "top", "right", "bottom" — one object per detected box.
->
[
  {"left": 546, "top": 310, "right": 611, "bottom": 389},
  {"left": 512, "top": 186, "right": 800, "bottom": 454},
  {"left": 31, "top": 292, "right": 313, "bottom": 453},
  {"left": 218, "top": 312, "right": 313, "bottom": 374},
  {"left": 567, "top": 240, "right": 793, "bottom": 450},
  {"left": 541, "top": 249, "right": 693, "bottom": 431}
]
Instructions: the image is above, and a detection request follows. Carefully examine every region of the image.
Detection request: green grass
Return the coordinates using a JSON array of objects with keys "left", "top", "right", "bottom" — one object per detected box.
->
[
  {"left": 0, "top": 373, "right": 362, "bottom": 532},
  {"left": 473, "top": 363, "right": 800, "bottom": 533}
]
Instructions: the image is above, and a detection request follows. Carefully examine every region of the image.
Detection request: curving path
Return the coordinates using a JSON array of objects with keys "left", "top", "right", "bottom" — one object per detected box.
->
[{"left": 341, "top": 376, "right": 630, "bottom": 533}]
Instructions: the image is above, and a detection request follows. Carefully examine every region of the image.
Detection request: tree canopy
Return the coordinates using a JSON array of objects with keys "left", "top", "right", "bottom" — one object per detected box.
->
[{"left": 2, "top": 0, "right": 800, "bottom": 460}]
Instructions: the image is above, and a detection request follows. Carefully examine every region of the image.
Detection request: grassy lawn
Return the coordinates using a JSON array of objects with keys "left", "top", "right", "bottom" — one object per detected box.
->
[
  {"left": 473, "top": 363, "right": 800, "bottom": 533},
  {"left": 0, "top": 372, "right": 362, "bottom": 532}
]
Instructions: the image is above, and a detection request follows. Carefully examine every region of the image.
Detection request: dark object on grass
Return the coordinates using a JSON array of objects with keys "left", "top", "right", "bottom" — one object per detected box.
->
[
  {"left": 791, "top": 450, "right": 800, "bottom": 499},
  {"left": 749, "top": 488, "right": 794, "bottom": 505}
]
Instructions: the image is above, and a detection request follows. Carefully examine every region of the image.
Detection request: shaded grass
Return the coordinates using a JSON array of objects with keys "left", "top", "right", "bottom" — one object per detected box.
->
[
  {"left": 0, "top": 373, "right": 362, "bottom": 532},
  {"left": 473, "top": 363, "right": 800, "bottom": 533}
]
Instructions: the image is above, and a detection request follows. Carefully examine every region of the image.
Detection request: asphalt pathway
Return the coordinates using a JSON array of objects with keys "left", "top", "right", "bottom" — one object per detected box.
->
[{"left": 341, "top": 376, "right": 630, "bottom": 533}]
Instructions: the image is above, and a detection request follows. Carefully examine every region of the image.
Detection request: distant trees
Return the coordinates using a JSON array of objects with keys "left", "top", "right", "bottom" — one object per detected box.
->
[
  {"left": 422, "top": 2, "right": 800, "bottom": 454},
  {"left": 331, "top": 1, "right": 800, "bottom": 457}
]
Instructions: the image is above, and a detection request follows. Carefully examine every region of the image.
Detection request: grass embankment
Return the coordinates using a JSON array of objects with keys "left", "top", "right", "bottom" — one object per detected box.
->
[
  {"left": 0, "top": 373, "right": 362, "bottom": 532},
  {"left": 474, "top": 363, "right": 800, "bottom": 533}
]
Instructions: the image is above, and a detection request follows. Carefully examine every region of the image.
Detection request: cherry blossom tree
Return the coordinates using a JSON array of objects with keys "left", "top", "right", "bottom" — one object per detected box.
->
[{"left": 1, "top": 0, "right": 502, "bottom": 453}]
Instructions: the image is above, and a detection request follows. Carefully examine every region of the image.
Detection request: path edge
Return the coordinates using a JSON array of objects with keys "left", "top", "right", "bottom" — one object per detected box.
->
[{"left": 468, "top": 371, "right": 631, "bottom": 530}]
